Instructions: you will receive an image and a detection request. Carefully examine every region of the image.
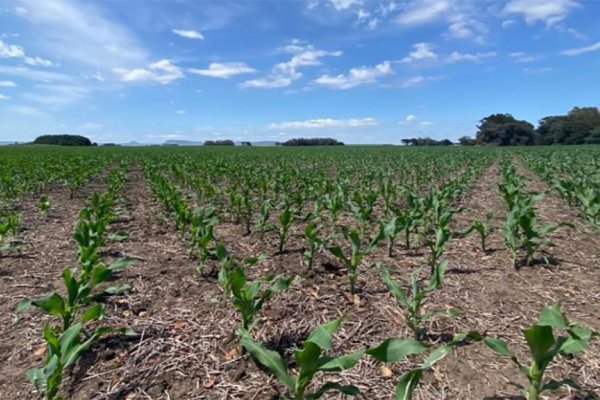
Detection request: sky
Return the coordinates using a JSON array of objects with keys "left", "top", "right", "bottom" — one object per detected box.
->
[{"left": 0, "top": 0, "right": 599, "bottom": 144}]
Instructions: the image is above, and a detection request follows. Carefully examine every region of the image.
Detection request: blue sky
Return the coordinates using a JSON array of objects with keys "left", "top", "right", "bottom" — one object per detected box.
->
[{"left": 0, "top": 0, "right": 599, "bottom": 144}]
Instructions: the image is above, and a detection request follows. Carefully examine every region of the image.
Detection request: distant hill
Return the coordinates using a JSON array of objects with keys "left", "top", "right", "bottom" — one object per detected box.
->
[{"left": 164, "top": 140, "right": 204, "bottom": 146}]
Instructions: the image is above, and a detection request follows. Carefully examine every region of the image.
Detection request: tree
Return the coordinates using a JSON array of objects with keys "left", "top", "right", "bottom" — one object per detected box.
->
[
  {"left": 204, "top": 140, "right": 235, "bottom": 146},
  {"left": 280, "top": 138, "right": 344, "bottom": 146},
  {"left": 458, "top": 136, "right": 476, "bottom": 146},
  {"left": 476, "top": 114, "right": 535, "bottom": 146},
  {"left": 401, "top": 137, "right": 453, "bottom": 146},
  {"left": 33, "top": 134, "right": 93, "bottom": 146},
  {"left": 536, "top": 107, "right": 600, "bottom": 145}
]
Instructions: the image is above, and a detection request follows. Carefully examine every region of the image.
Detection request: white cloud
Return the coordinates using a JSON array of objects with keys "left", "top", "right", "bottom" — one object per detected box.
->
[
  {"left": 509, "top": 51, "right": 542, "bottom": 62},
  {"left": 0, "top": 93, "right": 10, "bottom": 100},
  {"left": 396, "top": 0, "right": 450, "bottom": 25},
  {"left": 405, "top": 114, "right": 417, "bottom": 122},
  {"left": 393, "top": 75, "right": 441, "bottom": 88},
  {"left": 560, "top": 41, "right": 600, "bottom": 56},
  {"left": 313, "top": 61, "right": 392, "bottom": 89},
  {"left": 189, "top": 62, "right": 256, "bottom": 79},
  {"left": 268, "top": 117, "right": 378, "bottom": 129},
  {"left": 502, "top": 19, "right": 516, "bottom": 28},
  {"left": 14, "top": 0, "right": 148, "bottom": 71},
  {"left": 24, "top": 56, "right": 54, "bottom": 67},
  {"left": 0, "top": 39, "right": 25, "bottom": 58},
  {"left": 446, "top": 15, "right": 488, "bottom": 41},
  {"left": 399, "top": 42, "right": 437, "bottom": 63},
  {"left": 504, "top": 0, "right": 579, "bottom": 26},
  {"left": 0, "top": 65, "right": 70, "bottom": 82},
  {"left": 113, "top": 59, "right": 183, "bottom": 84},
  {"left": 446, "top": 51, "right": 497, "bottom": 63},
  {"left": 400, "top": 114, "right": 434, "bottom": 125},
  {"left": 0, "top": 81, "right": 17, "bottom": 87},
  {"left": 240, "top": 76, "right": 294, "bottom": 89},
  {"left": 328, "top": 0, "right": 362, "bottom": 11},
  {"left": 172, "top": 29, "right": 204, "bottom": 40},
  {"left": 241, "top": 41, "right": 341, "bottom": 89},
  {"left": 175, "top": 110, "right": 186, "bottom": 114}
]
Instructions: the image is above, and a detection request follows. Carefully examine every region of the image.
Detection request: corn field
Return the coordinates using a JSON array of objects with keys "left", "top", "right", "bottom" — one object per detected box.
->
[{"left": 0, "top": 145, "right": 599, "bottom": 400}]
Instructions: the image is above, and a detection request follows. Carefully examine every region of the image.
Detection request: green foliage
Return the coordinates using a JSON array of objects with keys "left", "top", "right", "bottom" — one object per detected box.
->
[
  {"left": 303, "top": 223, "right": 323, "bottom": 269},
  {"left": 33, "top": 134, "right": 94, "bottom": 147},
  {"left": 459, "top": 211, "right": 495, "bottom": 252},
  {"left": 484, "top": 304, "right": 598, "bottom": 400},
  {"left": 37, "top": 195, "right": 51, "bottom": 214},
  {"left": 188, "top": 206, "right": 218, "bottom": 274},
  {"left": 380, "top": 260, "right": 459, "bottom": 340},
  {"left": 240, "top": 317, "right": 363, "bottom": 400},
  {"left": 328, "top": 227, "right": 383, "bottom": 294},
  {"left": 476, "top": 113, "right": 535, "bottom": 146},
  {"left": 276, "top": 204, "right": 295, "bottom": 253}
]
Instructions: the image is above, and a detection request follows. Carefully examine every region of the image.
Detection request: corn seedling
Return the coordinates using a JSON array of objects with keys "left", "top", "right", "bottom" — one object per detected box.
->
[
  {"left": 367, "top": 331, "right": 483, "bottom": 400},
  {"left": 240, "top": 317, "right": 364, "bottom": 400},
  {"left": 303, "top": 223, "right": 323, "bottom": 270},
  {"left": 37, "top": 195, "right": 51, "bottom": 215},
  {"left": 380, "top": 260, "right": 459, "bottom": 340},
  {"left": 228, "top": 265, "right": 292, "bottom": 332},
  {"left": 188, "top": 206, "right": 219, "bottom": 274},
  {"left": 276, "top": 204, "right": 295, "bottom": 253},
  {"left": 483, "top": 304, "right": 598, "bottom": 400},
  {"left": 328, "top": 227, "right": 383, "bottom": 294},
  {"left": 459, "top": 211, "right": 495, "bottom": 252}
]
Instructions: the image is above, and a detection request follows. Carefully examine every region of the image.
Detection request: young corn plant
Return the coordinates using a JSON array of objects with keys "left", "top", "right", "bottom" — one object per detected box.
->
[
  {"left": 328, "top": 227, "right": 383, "bottom": 294},
  {"left": 240, "top": 317, "right": 364, "bottom": 400},
  {"left": 255, "top": 199, "right": 274, "bottom": 237},
  {"left": 303, "top": 223, "right": 323, "bottom": 270},
  {"left": 276, "top": 204, "right": 295, "bottom": 254},
  {"left": 0, "top": 211, "right": 20, "bottom": 248},
  {"left": 484, "top": 304, "right": 598, "bottom": 400},
  {"left": 424, "top": 204, "right": 452, "bottom": 276},
  {"left": 228, "top": 265, "right": 292, "bottom": 333},
  {"left": 367, "top": 331, "right": 483, "bottom": 400},
  {"left": 380, "top": 260, "right": 459, "bottom": 340},
  {"left": 188, "top": 206, "right": 219, "bottom": 274},
  {"left": 37, "top": 195, "right": 51, "bottom": 215},
  {"left": 459, "top": 211, "right": 495, "bottom": 252}
]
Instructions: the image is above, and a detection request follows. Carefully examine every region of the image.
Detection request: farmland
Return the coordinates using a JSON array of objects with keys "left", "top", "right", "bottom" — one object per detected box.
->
[{"left": 0, "top": 145, "right": 599, "bottom": 400}]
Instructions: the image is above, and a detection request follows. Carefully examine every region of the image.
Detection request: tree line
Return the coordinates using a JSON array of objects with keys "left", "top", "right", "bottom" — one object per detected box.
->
[{"left": 465, "top": 106, "right": 600, "bottom": 146}]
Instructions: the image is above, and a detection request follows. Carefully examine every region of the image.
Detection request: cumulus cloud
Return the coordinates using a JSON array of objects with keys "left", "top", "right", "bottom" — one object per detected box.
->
[
  {"left": 24, "top": 56, "right": 54, "bottom": 67},
  {"left": 172, "top": 29, "right": 204, "bottom": 40},
  {"left": 268, "top": 117, "right": 378, "bottom": 129},
  {"left": 399, "top": 42, "right": 437, "bottom": 63},
  {"left": 313, "top": 61, "right": 392, "bottom": 89},
  {"left": 0, "top": 39, "right": 25, "bottom": 58},
  {"left": 504, "top": 0, "right": 579, "bottom": 26},
  {"left": 189, "top": 62, "right": 256, "bottom": 79},
  {"left": 113, "top": 59, "right": 183, "bottom": 84},
  {"left": 241, "top": 41, "right": 341, "bottom": 89}
]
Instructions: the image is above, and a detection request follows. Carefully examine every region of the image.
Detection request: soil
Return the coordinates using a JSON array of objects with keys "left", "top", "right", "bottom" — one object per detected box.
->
[{"left": 1, "top": 162, "right": 599, "bottom": 400}]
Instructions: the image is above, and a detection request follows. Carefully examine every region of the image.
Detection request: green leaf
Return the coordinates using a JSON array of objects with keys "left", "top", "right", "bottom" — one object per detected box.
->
[
  {"left": 107, "top": 257, "right": 134, "bottom": 271},
  {"left": 367, "top": 338, "right": 428, "bottom": 363},
  {"left": 318, "top": 350, "right": 364, "bottom": 371},
  {"left": 33, "top": 293, "right": 66, "bottom": 317},
  {"left": 560, "top": 326, "right": 592, "bottom": 354},
  {"left": 306, "top": 318, "right": 343, "bottom": 350},
  {"left": 422, "top": 345, "right": 453, "bottom": 369},
  {"left": 308, "top": 382, "right": 360, "bottom": 399},
  {"left": 483, "top": 337, "right": 513, "bottom": 357},
  {"left": 239, "top": 330, "right": 294, "bottom": 390},
  {"left": 395, "top": 368, "right": 423, "bottom": 400},
  {"left": 541, "top": 378, "right": 580, "bottom": 393},
  {"left": 81, "top": 304, "right": 104, "bottom": 322},
  {"left": 523, "top": 325, "right": 555, "bottom": 366},
  {"left": 538, "top": 304, "right": 568, "bottom": 329}
]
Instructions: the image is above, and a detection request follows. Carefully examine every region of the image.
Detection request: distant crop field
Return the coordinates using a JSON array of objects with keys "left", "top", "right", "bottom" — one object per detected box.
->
[{"left": 1, "top": 145, "right": 599, "bottom": 400}]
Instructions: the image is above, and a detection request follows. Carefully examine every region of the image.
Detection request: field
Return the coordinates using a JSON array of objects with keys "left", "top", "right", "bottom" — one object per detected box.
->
[{"left": 0, "top": 145, "right": 599, "bottom": 400}]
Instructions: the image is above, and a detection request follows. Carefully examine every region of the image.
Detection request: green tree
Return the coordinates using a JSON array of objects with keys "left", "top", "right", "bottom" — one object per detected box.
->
[{"left": 476, "top": 114, "right": 535, "bottom": 146}]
